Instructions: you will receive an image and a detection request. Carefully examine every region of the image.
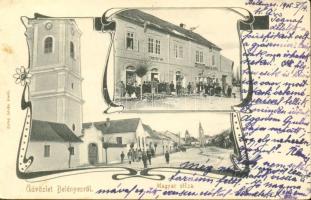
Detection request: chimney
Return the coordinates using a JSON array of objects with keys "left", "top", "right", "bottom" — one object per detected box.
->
[
  {"left": 105, "top": 118, "right": 111, "bottom": 127},
  {"left": 179, "top": 23, "right": 186, "bottom": 28}
]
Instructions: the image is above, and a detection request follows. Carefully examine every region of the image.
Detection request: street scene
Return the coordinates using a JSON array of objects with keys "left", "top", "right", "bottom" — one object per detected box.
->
[
  {"left": 116, "top": 147, "right": 234, "bottom": 171},
  {"left": 112, "top": 9, "right": 241, "bottom": 111},
  {"left": 119, "top": 94, "right": 241, "bottom": 111},
  {"left": 79, "top": 114, "right": 236, "bottom": 171}
]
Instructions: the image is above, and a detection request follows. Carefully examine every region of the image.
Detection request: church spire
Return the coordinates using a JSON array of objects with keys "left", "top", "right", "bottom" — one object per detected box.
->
[{"left": 199, "top": 122, "right": 204, "bottom": 147}]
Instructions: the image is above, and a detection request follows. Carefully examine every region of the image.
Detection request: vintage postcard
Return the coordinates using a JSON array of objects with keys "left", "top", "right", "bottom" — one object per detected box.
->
[{"left": 0, "top": 0, "right": 310, "bottom": 199}]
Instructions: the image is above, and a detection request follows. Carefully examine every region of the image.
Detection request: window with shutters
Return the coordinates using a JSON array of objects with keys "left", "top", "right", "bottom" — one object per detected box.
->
[
  {"left": 199, "top": 51, "right": 203, "bottom": 63},
  {"left": 126, "top": 31, "right": 134, "bottom": 50},
  {"left": 155, "top": 40, "right": 161, "bottom": 54},
  {"left": 148, "top": 38, "right": 154, "bottom": 53},
  {"left": 196, "top": 50, "right": 203, "bottom": 63},
  {"left": 195, "top": 51, "right": 200, "bottom": 62}
]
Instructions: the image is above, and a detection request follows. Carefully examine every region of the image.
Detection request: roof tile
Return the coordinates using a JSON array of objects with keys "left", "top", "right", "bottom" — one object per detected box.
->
[
  {"left": 116, "top": 9, "right": 221, "bottom": 50},
  {"left": 30, "top": 120, "right": 82, "bottom": 142}
]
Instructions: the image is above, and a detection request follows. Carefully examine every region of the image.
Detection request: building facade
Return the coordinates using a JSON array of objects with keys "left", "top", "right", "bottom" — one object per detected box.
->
[
  {"left": 81, "top": 118, "right": 148, "bottom": 165},
  {"left": 27, "top": 17, "right": 83, "bottom": 137},
  {"left": 27, "top": 120, "right": 82, "bottom": 172},
  {"left": 112, "top": 9, "right": 234, "bottom": 97},
  {"left": 26, "top": 17, "right": 84, "bottom": 171},
  {"left": 143, "top": 124, "right": 165, "bottom": 155}
]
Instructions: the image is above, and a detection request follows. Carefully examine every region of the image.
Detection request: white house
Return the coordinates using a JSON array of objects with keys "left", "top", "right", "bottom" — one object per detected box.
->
[
  {"left": 81, "top": 118, "right": 148, "bottom": 165},
  {"left": 79, "top": 124, "right": 104, "bottom": 165},
  {"left": 163, "top": 130, "right": 184, "bottom": 146},
  {"left": 143, "top": 123, "right": 164, "bottom": 155},
  {"left": 26, "top": 120, "right": 82, "bottom": 172},
  {"left": 157, "top": 132, "right": 175, "bottom": 153}
]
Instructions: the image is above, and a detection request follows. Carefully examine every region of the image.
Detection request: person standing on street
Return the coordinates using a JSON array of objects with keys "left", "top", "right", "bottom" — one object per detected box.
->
[
  {"left": 138, "top": 149, "right": 142, "bottom": 162},
  {"left": 120, "top": 151, "right": 125, "bottom": 164},
  {"left": 147, "top": 149, "right": 152, "bottom": 165},
  {"left": 127, "top": 150, "right": 132, "bottom": 164},
  {"left": 169, "top": 81, "right": 175, "bottom": 95},
  {"left": 142, "top": 151, "right": 148, "bottom": 168},
  {"left": 165, "top": 151, "right": 170, "bottom": 164},
  {"left": 187, "top": 82, "right": 191, "bottom": 95}
]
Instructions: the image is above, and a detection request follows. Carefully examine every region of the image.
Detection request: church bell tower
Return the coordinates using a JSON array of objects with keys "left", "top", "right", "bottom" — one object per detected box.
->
[{"left": 26, "top": 17, "right": 83, "bottom": 136}]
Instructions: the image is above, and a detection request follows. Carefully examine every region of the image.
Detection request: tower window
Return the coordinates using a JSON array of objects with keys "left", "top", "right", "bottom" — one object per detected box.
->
[
  {"left": 70, "top": 42, "right": 75, "bottom": 59},
  {"left": 44, "top": 37, "right": 53, "bottom": 54},
  {"left": 44, "top": 145, "right": 50, "bottom": 157}
]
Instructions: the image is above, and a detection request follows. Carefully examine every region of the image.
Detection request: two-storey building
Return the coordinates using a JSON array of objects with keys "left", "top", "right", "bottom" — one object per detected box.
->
[{"left": 112, "top": 9, "right": 234, "bottom": 97}]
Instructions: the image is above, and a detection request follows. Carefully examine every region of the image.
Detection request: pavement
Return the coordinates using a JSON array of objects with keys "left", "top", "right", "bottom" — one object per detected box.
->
[
  {"left": 108, "top": 147, "right": 234, "bottom": 171},
  {"left": 118, "top": 95, "right": 241, "bottom": 111}
]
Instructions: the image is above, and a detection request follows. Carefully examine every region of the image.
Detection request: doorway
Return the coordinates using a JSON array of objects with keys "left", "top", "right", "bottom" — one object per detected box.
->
[
  {"left": 126, "top": 66, "right": 136, "bottom": 85},
  {"left": 88, "top": 143, "right": 98, "bottom": 165}
]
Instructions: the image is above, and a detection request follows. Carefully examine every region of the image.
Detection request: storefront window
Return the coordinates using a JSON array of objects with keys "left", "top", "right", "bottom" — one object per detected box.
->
[{"left": 126, "top": 66, "right": 136, "bottom": 85}]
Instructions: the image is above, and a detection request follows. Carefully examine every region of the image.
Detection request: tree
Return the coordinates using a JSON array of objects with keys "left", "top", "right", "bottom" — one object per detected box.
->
[
  {"left": 135, "top": 58, "right": 151, "bottom": 100},
  {"left": 185, "top": 130, "right": 190, "bottom": 144},
  {"left": 102, "top": 136, "right": 113, "bottom": 164},
  {"left": 173, "top": 142, "right": 178, "bottom": 151}
]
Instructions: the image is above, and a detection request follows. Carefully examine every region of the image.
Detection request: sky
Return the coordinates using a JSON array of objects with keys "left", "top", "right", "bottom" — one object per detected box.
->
[
  {"left": 101, "top": 112, "right": 232, "bottom": 138},
  {"left": 76, "top": 8, "right": 242, "bottom": 137},
  {"left": 144, "top": 8, "right": 241, "bottom": 70}
]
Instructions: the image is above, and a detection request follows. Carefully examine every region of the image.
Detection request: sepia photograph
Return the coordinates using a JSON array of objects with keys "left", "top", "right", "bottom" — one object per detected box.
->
[
  {"left": 1, "top": 1, "right": 309, "bottom": 199},
  {"left": 111, "top": 9, "right": 242, "bottom": 111},
  {"left": 27, "top": 112, "right": 237, "bottom": 172}
]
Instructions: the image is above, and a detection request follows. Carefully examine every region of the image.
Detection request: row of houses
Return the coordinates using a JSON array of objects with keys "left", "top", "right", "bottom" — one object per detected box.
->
[{"left": 27, "top": 118, "right": 185, "bottom": 171}]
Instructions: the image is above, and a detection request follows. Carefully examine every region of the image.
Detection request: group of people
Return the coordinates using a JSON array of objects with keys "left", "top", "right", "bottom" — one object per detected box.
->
[
  {"left": 118, "top": 79, "right": 238, "bottom": 99},
  {"left": 118, "top": 80, "right": 187, "bottom": 98},
  {"left": 120, "top": 149, "right": 171, "bottom": 168},
  {"left": 191, "top": 81, "right": 236, "bottom": 97}
]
